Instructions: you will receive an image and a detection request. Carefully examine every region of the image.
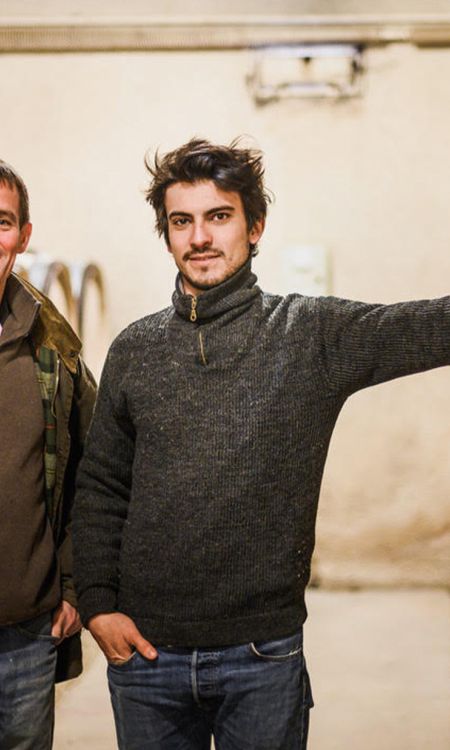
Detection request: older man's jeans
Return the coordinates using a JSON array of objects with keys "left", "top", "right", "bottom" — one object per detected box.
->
[
  {"left": 0, "top": 612, "right": 57, "bottom": 750},
  {"left": 108, "top": 630, "right": 313, "bottom": 750}
]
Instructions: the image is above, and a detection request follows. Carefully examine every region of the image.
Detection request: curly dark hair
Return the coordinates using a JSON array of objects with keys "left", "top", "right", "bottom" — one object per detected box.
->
[
  {"left": 144, "top": 138, "right": 271, "bottom": 255},
  {"left": 0, "top": 160, "right": 30, "bottom": 227}
]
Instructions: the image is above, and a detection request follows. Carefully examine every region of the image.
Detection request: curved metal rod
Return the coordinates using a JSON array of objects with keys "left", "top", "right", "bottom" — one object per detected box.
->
[
  {"left": 26, "top": 258, "right": 76, "bottom": 327},
  {"left": 69, "top": 262, "right": 106, "bottom": 340}
]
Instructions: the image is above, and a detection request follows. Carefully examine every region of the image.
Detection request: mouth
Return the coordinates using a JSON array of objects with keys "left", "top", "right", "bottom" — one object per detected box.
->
[{"left": 187, "top": 253, "right": 222, "bottom": 263}]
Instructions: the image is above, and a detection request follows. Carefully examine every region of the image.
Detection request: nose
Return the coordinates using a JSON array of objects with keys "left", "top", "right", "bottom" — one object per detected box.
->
[{"left": 190, "top": 220, "right": 212, "bottom": 250}]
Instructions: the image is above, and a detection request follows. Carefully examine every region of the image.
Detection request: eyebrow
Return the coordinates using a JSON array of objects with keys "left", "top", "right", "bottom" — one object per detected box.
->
[
  {"left": 0, "top": 210, "right": 17, "bottom": 222},
  {"left": 168, "top": 204, "right": 236, "bottom": 220}
]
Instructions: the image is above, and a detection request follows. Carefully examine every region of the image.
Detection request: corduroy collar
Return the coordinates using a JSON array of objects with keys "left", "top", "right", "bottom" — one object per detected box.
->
[
  {"left": 172, "top": 258, "right": 260, "bottom": 322},
  {"left": 7, "top": 274, "right": 82, "bottom": 374}
]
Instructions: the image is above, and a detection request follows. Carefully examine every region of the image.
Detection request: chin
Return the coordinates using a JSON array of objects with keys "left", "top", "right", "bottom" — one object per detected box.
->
[{"left": 191, "top": 276, "right": 223, "bottom": 291}]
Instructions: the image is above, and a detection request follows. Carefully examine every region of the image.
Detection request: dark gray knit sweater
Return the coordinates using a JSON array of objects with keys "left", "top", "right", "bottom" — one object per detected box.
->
[{"left": 73, "top": 262, "right": 449, "bottom": 646}]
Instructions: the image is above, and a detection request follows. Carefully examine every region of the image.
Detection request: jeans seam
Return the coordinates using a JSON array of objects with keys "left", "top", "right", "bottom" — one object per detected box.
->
[
  {"left": 191, "top": 648, "right": 201, "bottom": 706},
  {"left": 300, "top": 659, "right": 309, "bottom": 749}
]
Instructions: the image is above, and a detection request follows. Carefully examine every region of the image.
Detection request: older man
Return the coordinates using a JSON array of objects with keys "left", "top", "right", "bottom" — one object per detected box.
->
[{"left": 0, "top": 160, "right": 96, "bottom": 749}]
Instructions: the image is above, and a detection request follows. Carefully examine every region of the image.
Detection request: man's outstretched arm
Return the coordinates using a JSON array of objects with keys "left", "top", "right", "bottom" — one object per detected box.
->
[{"left": 314, "top": 294, "right": 450, "bottom": 396}]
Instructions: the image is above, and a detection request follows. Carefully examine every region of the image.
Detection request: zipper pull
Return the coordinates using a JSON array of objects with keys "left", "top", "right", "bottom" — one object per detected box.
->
[{"left": 190, "top": 296, "right": 198, "bottom": 323}]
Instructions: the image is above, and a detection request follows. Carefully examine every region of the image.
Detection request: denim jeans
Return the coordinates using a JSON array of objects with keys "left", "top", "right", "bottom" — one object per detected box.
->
[
  {"left": 0, "top": 612, "right": 57, "bottom": 750},
  {"left": 108, "top": 630, "right": 313, "bottom": 750}
]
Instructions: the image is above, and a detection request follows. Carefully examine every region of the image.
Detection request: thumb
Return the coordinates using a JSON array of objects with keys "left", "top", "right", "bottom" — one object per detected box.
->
[
  {"left": 51, "top": 622, "right": 63, "bottom": 641},
  {"left": 129, "top": 627, "right": 158, "bottom": 660},
  {"left": 51, "top": 608, "right": 64, "bottom": 640}
]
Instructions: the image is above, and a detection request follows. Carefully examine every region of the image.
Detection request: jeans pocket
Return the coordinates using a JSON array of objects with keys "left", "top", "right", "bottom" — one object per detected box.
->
[
  {"left": 16, "top": 612, "right": 59, "bottom": 643},
  {"left": 107, "top": 649, "right": 139, "bottom": 669},
  {"left": 250, "top": 631, "right": 303, "bottom": 661}
]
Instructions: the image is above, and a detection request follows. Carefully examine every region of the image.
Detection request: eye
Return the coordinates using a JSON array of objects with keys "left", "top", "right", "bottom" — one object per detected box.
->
[
  {"left": 212, "top": 212, "right": 230, "bottom": 222},
  {"left": 171, "top": 217, "right": 190, "bottom": 228}
]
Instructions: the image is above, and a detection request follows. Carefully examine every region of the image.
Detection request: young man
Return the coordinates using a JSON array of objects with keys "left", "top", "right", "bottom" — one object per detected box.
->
[
  {"left": 73, "top": 139, "right": 449, "bottom": 750},
  {"left": 0, "top": 160, "right": 96, "bottom": 749}
]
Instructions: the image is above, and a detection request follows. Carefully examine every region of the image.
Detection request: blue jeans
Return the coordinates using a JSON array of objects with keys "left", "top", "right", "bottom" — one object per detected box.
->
[
  {"left": 108, "top": 630, "right": 313, "bottom": 750},
  {"left": 0, "top": 612, "right": 57, "bottom": 750}
]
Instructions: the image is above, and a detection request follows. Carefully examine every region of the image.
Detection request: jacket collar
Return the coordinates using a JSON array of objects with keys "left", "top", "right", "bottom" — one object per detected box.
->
[
  {"left": 9, "top": 273, "right": 81, "bottom": 374},
  {"left": 0, "top": 293, "right": 9, "bottom": 330},
  {"left": 172, "top": 258, "right": 260, "bottom": 323}
]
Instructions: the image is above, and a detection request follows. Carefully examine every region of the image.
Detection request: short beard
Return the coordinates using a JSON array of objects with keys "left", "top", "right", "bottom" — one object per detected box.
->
[
  {"left": 181, "top": 271, "right": 227, "bottom": 293},
  {"left": 181, "top": 252, "right": 251, "bottom": 294}
]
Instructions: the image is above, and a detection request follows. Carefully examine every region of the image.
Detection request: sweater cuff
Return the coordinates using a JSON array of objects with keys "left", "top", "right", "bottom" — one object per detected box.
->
[{"left": 77, "top": 586, "right": 118, "bottom": 627}]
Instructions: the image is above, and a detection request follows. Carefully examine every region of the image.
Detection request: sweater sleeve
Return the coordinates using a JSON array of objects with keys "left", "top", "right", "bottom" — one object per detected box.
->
[
  {"left": 315, "top": 294, "right": 450, "bottom": 396},
  {"left": 72, "top": 338, "right": 135, "bottom": 626}
]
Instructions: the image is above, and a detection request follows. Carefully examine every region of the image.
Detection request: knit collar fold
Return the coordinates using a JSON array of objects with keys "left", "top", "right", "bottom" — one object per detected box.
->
[{"left": 172, "top": 258, "right": 260, "bottom": 322}]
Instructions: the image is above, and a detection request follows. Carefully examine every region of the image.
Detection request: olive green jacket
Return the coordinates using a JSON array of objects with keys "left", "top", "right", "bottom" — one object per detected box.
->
[{"left": 13, "top": 273, "right": 97, "bottom": 682}]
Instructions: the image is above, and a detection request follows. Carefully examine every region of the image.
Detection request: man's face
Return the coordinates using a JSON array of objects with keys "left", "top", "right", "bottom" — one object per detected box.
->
[
  {"left": 164, "top": 180, "right": 264, "bottom": 296},
  {"left": 0, "top": 181, "right": 32, "bottom": 293}
]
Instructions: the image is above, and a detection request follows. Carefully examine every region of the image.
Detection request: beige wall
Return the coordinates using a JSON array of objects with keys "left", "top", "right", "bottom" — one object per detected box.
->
[{"left": 1, "top": 42, "right": 449, "bottom": 585}]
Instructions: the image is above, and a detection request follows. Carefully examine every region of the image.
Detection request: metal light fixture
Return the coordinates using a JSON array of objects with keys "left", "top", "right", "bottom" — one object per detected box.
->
[{"left": 247, "top": 44, "right": 365, "bottom": 105}]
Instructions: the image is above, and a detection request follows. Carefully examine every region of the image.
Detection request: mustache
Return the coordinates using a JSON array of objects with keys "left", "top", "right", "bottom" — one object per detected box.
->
[{"left": 183, "top": 248, "right": 223, "bottom": 261}]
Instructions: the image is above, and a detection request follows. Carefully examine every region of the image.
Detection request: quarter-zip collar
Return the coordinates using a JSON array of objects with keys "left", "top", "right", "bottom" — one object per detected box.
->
[{"left": 172, "top": 258, "right": 260, "bottom": 323}]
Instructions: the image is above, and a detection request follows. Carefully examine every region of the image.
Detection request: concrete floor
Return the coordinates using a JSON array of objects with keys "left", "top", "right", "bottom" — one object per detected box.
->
[{"left": 54, "top": 589, "right": 450, "bottom": 749}]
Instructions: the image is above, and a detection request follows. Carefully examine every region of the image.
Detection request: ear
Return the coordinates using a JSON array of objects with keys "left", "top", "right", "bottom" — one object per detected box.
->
[
  {"left": 166, "top": 243, "right": 173, "bottom": 255},
  {"left": 249, "top": 217, "right": 265, "bottom": 246},
  {"left": 17, "top": 222, "right": 32, "bottom": 255}
]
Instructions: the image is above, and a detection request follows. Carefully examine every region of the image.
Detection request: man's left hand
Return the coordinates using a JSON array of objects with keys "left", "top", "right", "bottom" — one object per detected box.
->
[{"left": 51, "top": 600, "right": 82, "bottom": 643}]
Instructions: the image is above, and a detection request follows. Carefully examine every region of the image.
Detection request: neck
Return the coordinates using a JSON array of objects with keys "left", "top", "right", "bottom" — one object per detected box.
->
[{"left": 172, "top": 256, "right": 259, "bottom": 324}]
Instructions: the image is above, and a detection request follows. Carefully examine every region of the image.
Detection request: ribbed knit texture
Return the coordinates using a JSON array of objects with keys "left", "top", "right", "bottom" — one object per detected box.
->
[{"left": 73, "top": 262, "right": 449, "bottom": 647}]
